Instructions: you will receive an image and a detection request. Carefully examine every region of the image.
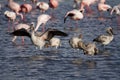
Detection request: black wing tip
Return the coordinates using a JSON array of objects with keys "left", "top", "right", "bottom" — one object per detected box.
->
[
  {"left": 63, "top": 33, "right": 68, "bottom": 36},
  {"left": 9, "top": 28, "right": 31, "bottom": 37}
]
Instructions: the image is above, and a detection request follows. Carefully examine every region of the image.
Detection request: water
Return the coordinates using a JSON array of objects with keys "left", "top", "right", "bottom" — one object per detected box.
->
[{"left": 0, "top": 0, "right": 120, "bottom": 80}]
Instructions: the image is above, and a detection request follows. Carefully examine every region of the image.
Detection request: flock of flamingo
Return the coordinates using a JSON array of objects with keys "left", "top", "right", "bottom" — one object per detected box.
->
[{"left": 1, "top": 0, "right": 120, "bottom": 55}]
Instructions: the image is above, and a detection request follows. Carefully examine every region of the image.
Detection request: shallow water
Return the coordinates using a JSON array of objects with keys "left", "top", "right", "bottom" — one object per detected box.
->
[{"left": 0, "top": 0, "right": 120, "bottom": 80}]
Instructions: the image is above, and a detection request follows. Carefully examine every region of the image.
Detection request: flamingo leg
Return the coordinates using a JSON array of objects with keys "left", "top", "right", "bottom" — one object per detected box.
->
[
  {"left": 50, "top": 9, "right": 56, "bottom": 20},
  {"left": 21, "top": 36, "right": 25, "bottom": 45},
  {"left": 75, "top": 21, "right": 79, "bottom": 27},
  {"left": 8, "top": 20, "right": 11, "bottom": 31},
  {"left": 16, "top": 12, "right": 23, "bottom": 21},
  {"left": 22, "top": 13, "right": 26, "bottom": 22},
  {"left": 12, "top": 21, "right": 15, "bottom": 31},
  {"left": 12, "top": 36, "right": 17, "bottom": 43},
  {"left": 86, "top": 5, "right": 93, "bottom": 14},
  {"left": 117, "top": 16, "right": 120, "bottom": 26},
  {"left": 65, "top": 20, "right": 73, "bottom": 30}
]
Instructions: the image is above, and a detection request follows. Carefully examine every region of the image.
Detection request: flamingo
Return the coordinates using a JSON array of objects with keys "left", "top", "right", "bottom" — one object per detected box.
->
[
  {"left": 36, "top": 2, "right": 49, "bottom": 13},
  {"left": 93, "top": 27, "right": 114, "bottom": 47},
  {"left": 97, "top": 0, "right": 112, "bottom": 18},
  {"left": 11, "top": 23, "right": 68, "bottom": 49},
  {"left": 49, "top": 0, "right": 58, "bottom": 9},
  {"left": 35, "top": 14, "right": 51, "bottom": 32},
  {"left": 11, "top": 23, "right": 31, "bottom": 44},
  {"left": 49, "top": 0, "right": 59, "bottom": 18},
  {"left": 64, "top": 9, "right": 84, "bottom": 23},
  {"left": 78, "top": 41, "right": 99, "bottom": 55},
  {"left": 8, "top": 0, "right": 23, "bottom": 20},
  {"left": 111, "top": 4, "right": 120, "bottom": 15},
  {"left": 20, "top": 3, "right": 32, "bottom": 21},
  {"left": 64, "top": 9, "right": 84, "bottom": 28},
  {"left": 110, "top": 4, "right": 120, "bottom": 26},
  {"left": 4, "top": 10, "right": 16, "bottom": 31},
  {"left": 30, "top": 27, "right": 67, "bottom": 49},
  {"left": 80, "top": 0, "right": 98, "bottom": 14}
]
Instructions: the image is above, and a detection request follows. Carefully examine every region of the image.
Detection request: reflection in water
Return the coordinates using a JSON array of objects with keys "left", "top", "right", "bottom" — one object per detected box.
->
[
  {"left": 72, "top": 58, "right": 97, "bottom": 69},
  {"left": 0, "top": 0, "right": 120, "bottom": 80}
]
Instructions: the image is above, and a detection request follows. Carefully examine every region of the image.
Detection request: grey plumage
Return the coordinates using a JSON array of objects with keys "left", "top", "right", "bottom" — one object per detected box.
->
[{"left": 93, "top": 27, "right": 114, "bottom": 46}]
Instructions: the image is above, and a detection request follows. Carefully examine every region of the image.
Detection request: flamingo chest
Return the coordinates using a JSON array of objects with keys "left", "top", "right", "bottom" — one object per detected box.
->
[{"left": 32, "top": 35, "right": 45, "bottom": 48}]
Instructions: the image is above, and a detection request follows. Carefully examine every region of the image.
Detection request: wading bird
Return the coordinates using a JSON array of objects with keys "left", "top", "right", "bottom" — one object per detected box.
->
[
  {"left": 93, "top": 27, "right": 114, "bottom": 47},
  {"left": 79, "top": 0, "right": 98, "bottom": 14},
  {"left": 8, "top": 0, "right": 23, "bottom": 20},
  {"left": 36, "top": 2, "right": 49, "bottom": 13},
  {"left": 97, "top": 0, "right": 112, "bottom": 18},
  {"left": 4, "top": 10, "right": 16, "bottom": 31},
  {"left": 10, "top": 23, "right": 68, "bottom": 49}
]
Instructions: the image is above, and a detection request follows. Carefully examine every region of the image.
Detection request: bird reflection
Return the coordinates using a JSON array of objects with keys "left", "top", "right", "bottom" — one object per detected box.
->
[{"left": 72, "top": 58, "right": 97, "bottom": 69}]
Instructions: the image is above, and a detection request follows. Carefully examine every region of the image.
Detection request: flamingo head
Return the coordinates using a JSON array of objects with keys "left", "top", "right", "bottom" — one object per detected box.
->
[{"left": 79, "top": 9, "right": 85, "bottom": 14}]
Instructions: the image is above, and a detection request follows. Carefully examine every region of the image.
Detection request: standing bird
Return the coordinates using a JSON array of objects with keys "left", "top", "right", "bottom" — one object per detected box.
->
[
  {"left": 69, "top": 34, "right": 83, "bottom": 49},
  {"left": 49, "top": 0, "right": 58, "bottom": 9},
  {"left": 4, "top": 10, "right": 16, "bottom": 31},
  {"left": 8, "top": 0, "right": 23, "bottom": 20},
  {"left": 31, "top": 28, "right": 68, "bottom": 49},
  {"left": 35, "top": 14, "right": 51, "bottom": 32},
  {"left": 64, "top": 9, "right": 84, "bottom": 23},
  {"left": 80, "top": 0, "right": 98, "bottom": 14},
  {"left": 64, "top": 9, "right": 84, "bottom": 28},
  {"left": 110, "top": 4, "right": 120, "bottom": 26},
  {"left": 111, "top": 4, "right": 120, "bottom": 15},
  {"left": 12, "top": 23, "right": 31, "bottom": 44},
  {"left": 13, "top": 23, "right": 68, "bottom": 49},
  {"left": 36, "top": 2, "right": 49, "bottom": 13},
  {"left": 93, "top": 27, "right": 114, "bottom": 46},
  {"left": 20, "top": 3, "right": 32, "bottom": 21},
  {"left": 97, "top": 0, "right": 112, "bottom": 19},
  {"left": 49, "top": 0, "right": 59, "bottom": 18}
]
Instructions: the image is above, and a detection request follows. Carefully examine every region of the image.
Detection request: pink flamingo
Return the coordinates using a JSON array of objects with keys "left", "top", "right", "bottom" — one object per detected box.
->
[
  {"left": 49, "top": 0, "right": 59, "bottom": 18},
  {"left": 36, "top": 2, "right": 49, "bottom": 13},
  {"left": 80, "top": 0, "right": 98, "bottom": 14},
  {"left": 49, "top": 0, "right": 58, "bottom": 9},
  {"left": 8, "top": 0, "right": 23, "bottom": 20},
  {"left": 35, "top": 14, "right": 51, "bottom": 32},
  {"left": 64, "top": 9, "right": 84, "bottom": 28},
  {"left": 20, "top": 3, "right": 32, "bottom": 21},
  {"left": 97, "top": 0, "right": 112, "bottom": 19}
]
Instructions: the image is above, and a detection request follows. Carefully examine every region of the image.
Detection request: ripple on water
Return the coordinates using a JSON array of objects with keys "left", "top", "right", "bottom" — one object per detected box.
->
[{"left": 0, "top": 0, "right": 120, "bottom": 80}]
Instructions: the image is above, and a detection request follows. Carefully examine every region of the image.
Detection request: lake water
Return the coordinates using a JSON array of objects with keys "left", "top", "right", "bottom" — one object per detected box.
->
[{"left": 0, "top": 0, "right": 120, "bottom": 80}]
